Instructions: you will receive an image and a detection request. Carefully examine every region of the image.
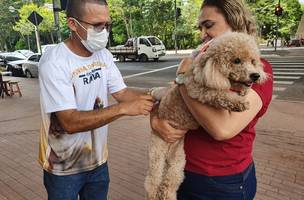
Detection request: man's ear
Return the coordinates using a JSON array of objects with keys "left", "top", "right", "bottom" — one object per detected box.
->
[{"left": 67, "top": 17, "right": 77, "bottom": 32}]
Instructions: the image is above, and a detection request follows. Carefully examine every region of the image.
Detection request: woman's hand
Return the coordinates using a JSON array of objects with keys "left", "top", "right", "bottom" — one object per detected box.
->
[
  {"left": 150, "top": 106, "right": 188, "bottom": 143},
  {"left": 176, "top": 57, "right": 193, "bottom": 75},
  {"left": 176, "top": 40, "right": 212, "bottom": 75}
]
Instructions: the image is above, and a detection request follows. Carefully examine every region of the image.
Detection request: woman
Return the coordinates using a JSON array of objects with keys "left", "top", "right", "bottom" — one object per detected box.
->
[{"left": 150, "top": 0, "right": 273, "bottom": 199}]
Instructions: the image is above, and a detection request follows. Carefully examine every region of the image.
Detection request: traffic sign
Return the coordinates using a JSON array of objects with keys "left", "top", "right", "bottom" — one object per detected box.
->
[{"left": 27, "top": 11, "right": 43, "bottom": 26}]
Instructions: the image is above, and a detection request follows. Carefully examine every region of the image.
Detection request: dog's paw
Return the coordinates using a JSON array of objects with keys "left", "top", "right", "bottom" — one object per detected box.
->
[{"left": 150, "top": 87, "right": 170, "bottom": 101}]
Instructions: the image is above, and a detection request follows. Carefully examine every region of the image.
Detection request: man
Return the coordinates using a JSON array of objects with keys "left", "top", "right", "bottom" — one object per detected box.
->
[{"left": 38, "top": 0, "right": 154, "bottom": 199}]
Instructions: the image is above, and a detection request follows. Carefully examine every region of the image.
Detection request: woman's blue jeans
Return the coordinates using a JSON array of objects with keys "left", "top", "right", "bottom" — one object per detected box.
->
[
  {"left": 43, "top": 162, "right": 109, "bottom": 200},
  {"left": 177, "top": 163, "right": 256, "bottom": 200}
]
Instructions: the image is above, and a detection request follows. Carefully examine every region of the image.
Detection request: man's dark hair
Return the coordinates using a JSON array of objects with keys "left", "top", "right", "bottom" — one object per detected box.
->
[{"left": 66, "top": 0, "right": 108, "bottom": 18}]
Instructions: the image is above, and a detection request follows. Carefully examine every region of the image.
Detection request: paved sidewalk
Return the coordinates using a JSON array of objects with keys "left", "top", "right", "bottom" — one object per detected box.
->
[{"left": 0, "top": 77, "right": 303, "bottom": 200}]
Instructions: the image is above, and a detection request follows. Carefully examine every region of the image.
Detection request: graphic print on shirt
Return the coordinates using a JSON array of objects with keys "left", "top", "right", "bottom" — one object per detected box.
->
[
  {"left": 94, "top": 97, "right": 104, "bottom": 109},
  {"left": 72, "top": 61, "right": 107, "bottom": 86},
  {"left": 91, "top": 97, "right": 104, "bottom": 165},
  {"left": 49, "top": 113, "right": 66, "bottom": 137}
]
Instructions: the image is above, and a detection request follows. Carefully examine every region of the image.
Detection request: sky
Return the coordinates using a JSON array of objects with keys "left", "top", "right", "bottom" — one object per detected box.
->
[{"left": 300, "top": 0, "right": 304, "bottom": 4}]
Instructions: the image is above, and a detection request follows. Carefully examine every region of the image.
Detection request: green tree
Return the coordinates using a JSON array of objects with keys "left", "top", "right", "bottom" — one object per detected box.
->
[
  {"left": 108, "top": 0, "right": 179, "bottom": 48},
  {"left": 177, "top": 0, "right": 202, "bottom": 49},
  {"left": 108, "top": 0, "right": 132, "bottom": 44},
  {"left": 0, "top": 0, "right": 23, "bottom": 51},
  {"left": 13, "top": 2, "right": 67, "bottom": 51},
  {"left": 13, "top": 3, "right": 37, "bottom": 50},
  {"left": 140, "top": 0, "right": 175, "bottom": 48},
  {"left": 247, "top": 0, "right": 303, "bottom": 43},
  {"left": 2, "top": 0, "right": 303, "bottom": 51}
]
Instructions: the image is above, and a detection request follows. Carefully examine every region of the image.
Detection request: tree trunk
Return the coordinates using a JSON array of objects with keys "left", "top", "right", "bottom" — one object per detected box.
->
[
  {"left": 121, "top": 10, "right": 130, "bottom": 39},
  {"left": 50, "top": 32, "right": 55, "bottom": 44}
]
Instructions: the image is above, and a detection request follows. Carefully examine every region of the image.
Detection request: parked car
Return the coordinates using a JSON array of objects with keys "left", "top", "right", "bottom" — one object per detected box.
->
[
  {"left": 22, "top": 54, "right": 41, "bottom": 78},
  {"left": 109, "top": 36, "right": 166, "bottom": 62},
  {"left": 0, "top": 52, "right": 26, "bottom": 66},
  {"left": 7, "top": 53, "right": 41, "bottom": 77},
  {"left": 14, "top": 50, "right": 34, "bottom": 58},
  {"left": 0, "top": 52, "right": 26, "bottom": 76}
]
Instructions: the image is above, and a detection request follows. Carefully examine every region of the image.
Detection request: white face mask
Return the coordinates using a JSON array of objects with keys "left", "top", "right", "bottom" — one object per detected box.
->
[{"left": 74, "top": 18, "right": 109, "bottom": 53}]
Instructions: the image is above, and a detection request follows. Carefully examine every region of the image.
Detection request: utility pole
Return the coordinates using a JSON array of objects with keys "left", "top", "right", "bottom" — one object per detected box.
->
[
  {"left": 274, "top": 0, "right": 283, "bottom": 51},
  {"left": 53, "top": 0, "right": 62, "bottom": 42},
  {"left": 34, "top": 25, "right": 41, "bottom": 54},
  {"left": 174, "top": 0, "right": 177, "bottom": 54},
  {"left": 275, "top": 15, "right": 279, "bottom": 51}
]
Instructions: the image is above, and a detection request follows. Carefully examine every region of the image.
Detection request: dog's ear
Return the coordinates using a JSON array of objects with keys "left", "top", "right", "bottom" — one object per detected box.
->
[{"left": 194, "top": 58, "right": 230, "bottom": 90}]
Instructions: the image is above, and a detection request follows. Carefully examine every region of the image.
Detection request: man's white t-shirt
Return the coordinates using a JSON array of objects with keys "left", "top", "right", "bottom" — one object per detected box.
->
[{"left": 38, "top": 43, "right": 126, "bottom": 175}]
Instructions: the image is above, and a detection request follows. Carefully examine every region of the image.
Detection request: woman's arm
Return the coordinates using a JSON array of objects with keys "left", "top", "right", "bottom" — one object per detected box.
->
[{"left": 179, "top": 85, "right": 262, "bottom": 140}]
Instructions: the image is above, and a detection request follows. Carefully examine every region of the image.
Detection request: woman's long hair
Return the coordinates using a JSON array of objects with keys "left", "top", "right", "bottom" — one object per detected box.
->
[{"left": 201, "top": 0, "right": 257, "bottom": 37}]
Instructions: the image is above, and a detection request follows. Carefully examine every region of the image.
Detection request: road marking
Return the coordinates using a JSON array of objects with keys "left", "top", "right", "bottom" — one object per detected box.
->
[
  {"left": 273, "top": 87, "right": 286, "bottom": 92},
  {"left": 273, "top": 68, "right": 304, "bottom": 71},
  {"left": 270, "top": 63, "right": 304, "bottom": 65},
  {"left": 273, "top": 72, "right": 304, "bottom": 75},
  {"left": 123, "top": 65, "right": 178, "bottom": 79},
  {"left": 274, "top": 80, "right": 294, "bottom": 85},
  {"left": 271, "top": 65, "right": 304, "bottom": 68},
  {"left": 274, "top": 75, "right": 301, "bottom": 79}
]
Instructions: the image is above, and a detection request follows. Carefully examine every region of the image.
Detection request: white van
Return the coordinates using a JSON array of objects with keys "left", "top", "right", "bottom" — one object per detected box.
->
[{"left": 109, "top": 36, "right": 166, "bottom": 62}]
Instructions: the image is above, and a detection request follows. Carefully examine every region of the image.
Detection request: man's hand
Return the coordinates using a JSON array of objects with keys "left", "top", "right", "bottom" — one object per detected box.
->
[
  {"left": 150, "top": 107, "right": 188, "bottom": 143},
  {"left": 119, "top": 94, "right": 154, "bottom": 116}
]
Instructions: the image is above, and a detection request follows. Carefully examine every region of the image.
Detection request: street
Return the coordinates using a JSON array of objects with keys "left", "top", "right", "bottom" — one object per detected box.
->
[
  {"left": 0, "top": 52, "right": 303, "bottom": 200},
  {"left": 117, "top": 54, "right": 304, "bottom": 102}
]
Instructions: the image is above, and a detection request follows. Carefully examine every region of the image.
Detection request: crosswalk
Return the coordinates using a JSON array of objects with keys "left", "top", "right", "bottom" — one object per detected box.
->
[{"left": 268, "top": 58, "right": 304, "bottom": 100}]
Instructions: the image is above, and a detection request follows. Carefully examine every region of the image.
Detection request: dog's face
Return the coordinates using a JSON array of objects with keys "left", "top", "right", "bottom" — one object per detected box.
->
[{"left": 193, "top": 32, "right": 267, "bottom": 94}]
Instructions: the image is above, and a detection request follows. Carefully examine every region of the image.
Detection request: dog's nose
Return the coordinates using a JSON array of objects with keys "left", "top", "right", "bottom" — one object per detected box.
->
[{"left": 250, "top": 73, "right": 260, "bottom": 82}]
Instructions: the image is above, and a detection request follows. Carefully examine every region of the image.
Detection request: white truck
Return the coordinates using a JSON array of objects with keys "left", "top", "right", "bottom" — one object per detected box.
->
[{"left": 109, "top": 36, "right": 166, "bottom": 62}]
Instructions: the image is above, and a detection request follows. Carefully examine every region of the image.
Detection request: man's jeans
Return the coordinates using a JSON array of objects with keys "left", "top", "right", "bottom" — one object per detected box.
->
[
  {"left": 44, "top": 162, "right": 109, "bottom": 200},
  {"left": 177, "top": 163, "right": 256, "bottom": 200}
]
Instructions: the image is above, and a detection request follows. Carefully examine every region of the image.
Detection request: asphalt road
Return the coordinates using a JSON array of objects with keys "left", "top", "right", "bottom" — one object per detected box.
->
[
  {"left": 117, "top": 56, "right": 181, "bottom": 88},
  {"left": 116, "top": 54, "right": 304, "bottom": 102}
]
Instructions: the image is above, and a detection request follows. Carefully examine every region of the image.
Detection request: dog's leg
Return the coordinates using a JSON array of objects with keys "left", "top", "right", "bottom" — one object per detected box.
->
[
  {"left": 157, "top": 139, "right": 186, "bottom": 200},
  {"left": 151, "top": 87, "right": 171, "bottom": 101},
  {"left": 145, "top": 133, "right": 169, "bottom": 200},
  {"left": 222, "top": 92, "right": 250, "bottom": 112},
  {"left": 202, "top": 91, "right": 249, "bottom": 112}
]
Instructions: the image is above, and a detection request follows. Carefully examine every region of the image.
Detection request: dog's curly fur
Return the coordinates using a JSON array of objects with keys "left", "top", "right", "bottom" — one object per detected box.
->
[{"left": 144, "top": 32, "right": 268, "bottom": 200}]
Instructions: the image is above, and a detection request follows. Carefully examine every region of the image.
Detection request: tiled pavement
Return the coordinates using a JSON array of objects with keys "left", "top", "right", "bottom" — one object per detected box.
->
[{"left": 0, "top": 77, "right": 303, "bottom": 200}]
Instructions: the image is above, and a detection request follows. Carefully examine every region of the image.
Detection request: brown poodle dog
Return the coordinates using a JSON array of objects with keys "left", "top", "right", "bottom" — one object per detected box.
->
[{"left": 144, "top": 32, "right": 268, "bottom": 200}]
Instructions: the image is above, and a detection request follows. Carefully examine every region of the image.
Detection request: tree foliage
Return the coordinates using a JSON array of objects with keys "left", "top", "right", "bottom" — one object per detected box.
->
[
  {"left": 0, "top": 0, "right": 22, "bottom": 51},
  {"left": 246, "top": 0, "right": 303, "bottom": 42},
  {"left": 0, "top": 0, "right": 303, "bottom": 52}
]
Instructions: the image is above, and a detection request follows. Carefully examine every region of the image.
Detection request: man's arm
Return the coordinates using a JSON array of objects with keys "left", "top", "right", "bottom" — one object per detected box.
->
[
  {"left": 111, "top": 87, "right": 151, "bottom": 102},
  {"left": 56, "top": 94, "right": 154, "bottom": 134}
]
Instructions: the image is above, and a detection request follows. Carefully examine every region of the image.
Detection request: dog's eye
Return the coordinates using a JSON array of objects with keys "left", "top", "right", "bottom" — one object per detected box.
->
[
  {"left": 252, "top": 59, "right": 256, "bottom": 65},
  {"left": 233, "top": 58, "right": 241, "bottom": 64}
]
